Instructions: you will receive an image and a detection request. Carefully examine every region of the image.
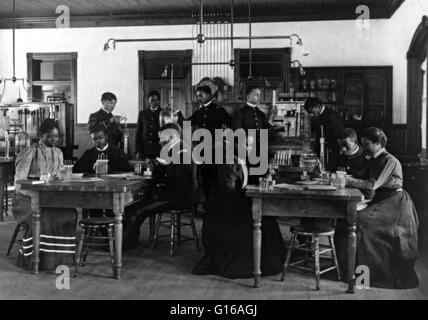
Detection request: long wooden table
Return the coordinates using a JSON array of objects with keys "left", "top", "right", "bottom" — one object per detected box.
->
[
  {"left": 246, "top": 185, "right": 363, "bottom": 293},
  {"left": 20, "top": 176, "right": 153, "bottom": 279},
  {"left": 0, "top": 159, "right": 15, "bottom": 222}
]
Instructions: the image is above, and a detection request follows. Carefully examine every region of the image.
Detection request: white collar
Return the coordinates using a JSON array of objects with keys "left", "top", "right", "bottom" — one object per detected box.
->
[
  {"left": 202, "top": 101, "right": 212, "bottom": 108},
  {"left": 373, "top": 148, "right": 386, "bottom": 159},
  {"left": 102, "top": 107, "right": 112, "bottom": 114},
  {"left": 96, "top": 144, "right": 109, "bottom": 152},
  {"left": 320, "top": 106, "right": 325, "bottom": 115},
  {"left": 150, "top": 106, "right": 159, "bottom": 112},
  {"left": 246, "top": 102, "right": 257, "bottom": 108},
  {"left": 349, "top": 145, "right": 360, "bottom": 156}
]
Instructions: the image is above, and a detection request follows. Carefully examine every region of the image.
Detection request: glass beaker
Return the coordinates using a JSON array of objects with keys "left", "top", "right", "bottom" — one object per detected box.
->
[
  {"left": 39, "top": 169, "right": 50, "bottom": 183},
  {"left": 336, "top": 171, "right": 346, "bottom": 189},
  {"left": 95, "top": 159, "right": 109, "bottom": 176},
  {"left": 300, "top": 152, "right": 318, "bottom": 171},
  {"left": 134, "top": 163, "right": 143, "bottom": 175},
  {"left": 331, "top": 173, "right": 339, "bottom": 188},
  {"left": 63, "top": 165, "right": 74, "bottom": 181}
]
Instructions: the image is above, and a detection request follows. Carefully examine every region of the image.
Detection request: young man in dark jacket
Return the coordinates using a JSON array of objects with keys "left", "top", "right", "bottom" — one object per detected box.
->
[
  {"left": 304, "top": 97, "right": 344, "bottom": 171},
  {"left": 136, "top": 90, "right": 163, "bottom": 160},
  {"left": 188, "top": 85, "right": 231, "bottom": 199},
  {"left": 88, "top": 92, "right": 123, "bottom": 148},
  {"left": 74, "top": 125, "right": 132, "bottom": 174},
  {"left": 337, "top": 128, "right": 370, "bottom": 179}
]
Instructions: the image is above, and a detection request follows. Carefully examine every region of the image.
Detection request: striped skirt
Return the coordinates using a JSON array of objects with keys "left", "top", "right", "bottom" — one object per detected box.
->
[{"left": 13, "top": 192, "right": 78, "bottom": 271}]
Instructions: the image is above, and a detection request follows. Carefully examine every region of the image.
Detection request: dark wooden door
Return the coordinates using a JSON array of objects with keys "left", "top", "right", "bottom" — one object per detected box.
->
[
  {"left": 144, "top": 80, "right": 190, "bottom": 117},
  {"left": 138, "top": 50, "right": 192, "bottom": 117}
]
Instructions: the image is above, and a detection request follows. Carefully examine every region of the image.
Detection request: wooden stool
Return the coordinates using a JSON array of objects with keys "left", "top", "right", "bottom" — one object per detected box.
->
[
  {"left": 74, "top": 217, "right": 115, "bottom": 277},
  {"left": 152, "top": 209, "right": 200, "bottom": 256},
  {"left": 281, "top": 223, "right": 341, "bottom": 290},
  {"left": 7, "top": 221, "right": 29, "bottom": 256}
]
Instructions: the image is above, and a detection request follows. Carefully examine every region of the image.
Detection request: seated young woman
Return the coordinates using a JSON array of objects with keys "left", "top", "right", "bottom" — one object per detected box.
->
[
  {"left": 192, "top": 137, "right": 285, "bottom": 279},
  {"left": 337, "top": 128, "right": 370, "bottom": 179},
  {"left": 13, "top": 119, "right": 77, "bottom": 270},
  {"left": 334, "top": 127, "right": 419, "bottom": 289}
]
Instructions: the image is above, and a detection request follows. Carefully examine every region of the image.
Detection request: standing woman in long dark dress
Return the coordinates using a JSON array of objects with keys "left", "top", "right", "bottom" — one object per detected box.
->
[
  {"left": 12, "top": 119, "right": 77, "bottom": 270},
  {"left": 192, "top": 141, "right": 285, "bottom": 279},
  {"left": 335, "top": 127, "right": 419, "bottom": 289}
]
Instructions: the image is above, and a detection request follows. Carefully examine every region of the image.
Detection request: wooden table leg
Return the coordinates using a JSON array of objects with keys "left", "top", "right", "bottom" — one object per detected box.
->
[
  {"left": 113, "top": 193, "right": 124, "bottom": 279},
  {"left": 346, "top": 201, "right": 357, "bottom": 293},
  {"left": 149, "top": 215, "right": 155, "bottom": 242},
  {"left": 0, "top": 184, "right": 4, "bottom": 222},
  {"left": 31, "top": 191, "right": 40, "bottom": 274},
  {"left": 253, "top": 197, "right": 262, "bottom": 288}
]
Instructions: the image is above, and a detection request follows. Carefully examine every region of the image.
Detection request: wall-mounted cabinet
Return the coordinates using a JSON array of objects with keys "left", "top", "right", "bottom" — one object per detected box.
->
[
  {"left": 234, "top": 48, "right": 291, "bottom": 103},
  {"left": 27, "top": 53, "right": 77, "bottom": 105},
  {"left": 290, "top": 66, "right": 392, "bottom": 135},
  {"left": 27, "top": 52, "right": 77, "bottom": 159}
]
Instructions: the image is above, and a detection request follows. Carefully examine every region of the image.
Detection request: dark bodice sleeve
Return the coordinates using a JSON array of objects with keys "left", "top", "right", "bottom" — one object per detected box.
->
[
  {"left": 346, "top": 151, "right": 403, "bottom": 193},
  {"left": 73, "top": 150, "right": 97, "bottom": 173},
  {"left": 216, "top": 163, "right": 245, "bottom": 195}
]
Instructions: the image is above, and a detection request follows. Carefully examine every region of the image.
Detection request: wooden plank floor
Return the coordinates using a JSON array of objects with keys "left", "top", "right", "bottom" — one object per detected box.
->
[{"left": 0, "top": 213, "right": 427, "bottom": 300}]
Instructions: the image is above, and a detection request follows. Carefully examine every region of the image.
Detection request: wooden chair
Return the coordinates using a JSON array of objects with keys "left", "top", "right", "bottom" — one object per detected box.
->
[
  {"left": 151, "top": 207, "right": 200, "bottom": 257},
  {"left": 6, "top": 221, "right": 29, "bottom": 256},
  {"left": 74, "top": 216, "right": 115, "bottom": 277},
  {"left": 281, "top": 221, "right": 341, "bottom": 290},
  {"left": 2, "top": 184, "right": 14, "bottom": 218}
]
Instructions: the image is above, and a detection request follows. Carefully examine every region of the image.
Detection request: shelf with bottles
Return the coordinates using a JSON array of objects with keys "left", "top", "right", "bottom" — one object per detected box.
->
[
  {"left": 0, "top": 103, "right": 72, "bottom": 156},
  {"left": 299, "top": 78, "right": 340, "bottom": 104}
]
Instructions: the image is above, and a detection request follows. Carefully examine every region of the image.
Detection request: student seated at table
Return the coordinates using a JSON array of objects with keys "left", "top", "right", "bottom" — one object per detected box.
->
[
  {"left": 73, "top": 125, "right": 144, "bottom": 249},
  {"left": 123, "top": 123, "right": 198, "bottom": 246},
  {"left": 335, "top": 127, "right": 419, "bottom": 289},
  {"left": 192, "top": 137, "right": 285, "bottom": 279},
  {"left": 73, "top": 125, "right": 133, "bottom": 174},
  {"left": 12, "top": 119, "right": 77, "bottom": 270},
  {"left": 336, "top": 128, "right": 369, "bottom": 179}
]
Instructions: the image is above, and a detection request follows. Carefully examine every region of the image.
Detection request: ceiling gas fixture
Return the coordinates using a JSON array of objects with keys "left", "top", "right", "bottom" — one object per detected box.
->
[
  {"left": 0, "top": 0, "right": 28, "bottom": 105},
  {"left": 102, "top": 0, "right": 309, "bottom": 70}
]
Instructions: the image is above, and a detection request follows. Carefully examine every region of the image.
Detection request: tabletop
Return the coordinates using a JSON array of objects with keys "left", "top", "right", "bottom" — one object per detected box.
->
[
  {"left": 245, "top": 185, "right": 363, "bottom": 201},
  {"left": 18, "top": 176, "right": 153, "bottom": 193}
]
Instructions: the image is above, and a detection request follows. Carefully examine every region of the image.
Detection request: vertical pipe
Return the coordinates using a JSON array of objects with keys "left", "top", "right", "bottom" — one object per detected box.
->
[
  {"left": 171, "top": 63, "right": 174, "bottom": 115},
  {"left": 12, "top": 0, "right": 16, "bottom": 79},
  {"left": 202, "top": 22, "right": 205, "bottom": 81},
  {"left": 248, "top": 0, "right": 252, "bottom": 79},
  {"left": 223, "top": 21, "right": 226, "bottom": 81},
  {"left": 216, "top": 20, "right": 218, "bottom": 77},
  {"left": 207, "top": 21, "right": 215, "bottom": 76},
  {"left": 199, "top": 0, "right": 203, "bottom": 37},
  {"left": 230, "top": 0, "right": 234, "bottom": 64},
  {"left": 230, "top": 0, "right": 234, "bottom": 99}
]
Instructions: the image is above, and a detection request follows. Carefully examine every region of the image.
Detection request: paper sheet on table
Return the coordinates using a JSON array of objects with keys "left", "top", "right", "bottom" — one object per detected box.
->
[
  {"left": 68, "top": 177, "right": 104, "bottom": 182},
  {"left": 100, "top": 173, "right": 135, "bottom": 178},
  {"left": 274, "top": 183, "right": 305, "bottom": 191},
  {"left": 296, "top": 179, "right": 330, "bottom": 185},
  {"left": 304, "top": 185, "right": 337, "bottom": 191}
]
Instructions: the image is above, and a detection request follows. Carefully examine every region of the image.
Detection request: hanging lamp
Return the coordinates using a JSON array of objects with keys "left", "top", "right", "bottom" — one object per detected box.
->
[{"left": 0, "top": 0, "right": 28, "bottom": 105}]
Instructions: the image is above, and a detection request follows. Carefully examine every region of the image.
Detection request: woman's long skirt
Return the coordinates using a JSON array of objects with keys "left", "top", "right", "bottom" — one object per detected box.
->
[
  {"left": 334, "top": 190, "right": 419, "bottom": 289},
  {"left": 13, "top": 192, "right": 77, "bottom": 271},
  {"left": 192, "top": 194, "right": 285, "bottom": 279}
]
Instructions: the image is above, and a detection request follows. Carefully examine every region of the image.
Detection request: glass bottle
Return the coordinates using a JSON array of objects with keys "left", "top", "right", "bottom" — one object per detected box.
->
[{"left": 15, "top": 130, "right": 30, "bottom": 156}]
